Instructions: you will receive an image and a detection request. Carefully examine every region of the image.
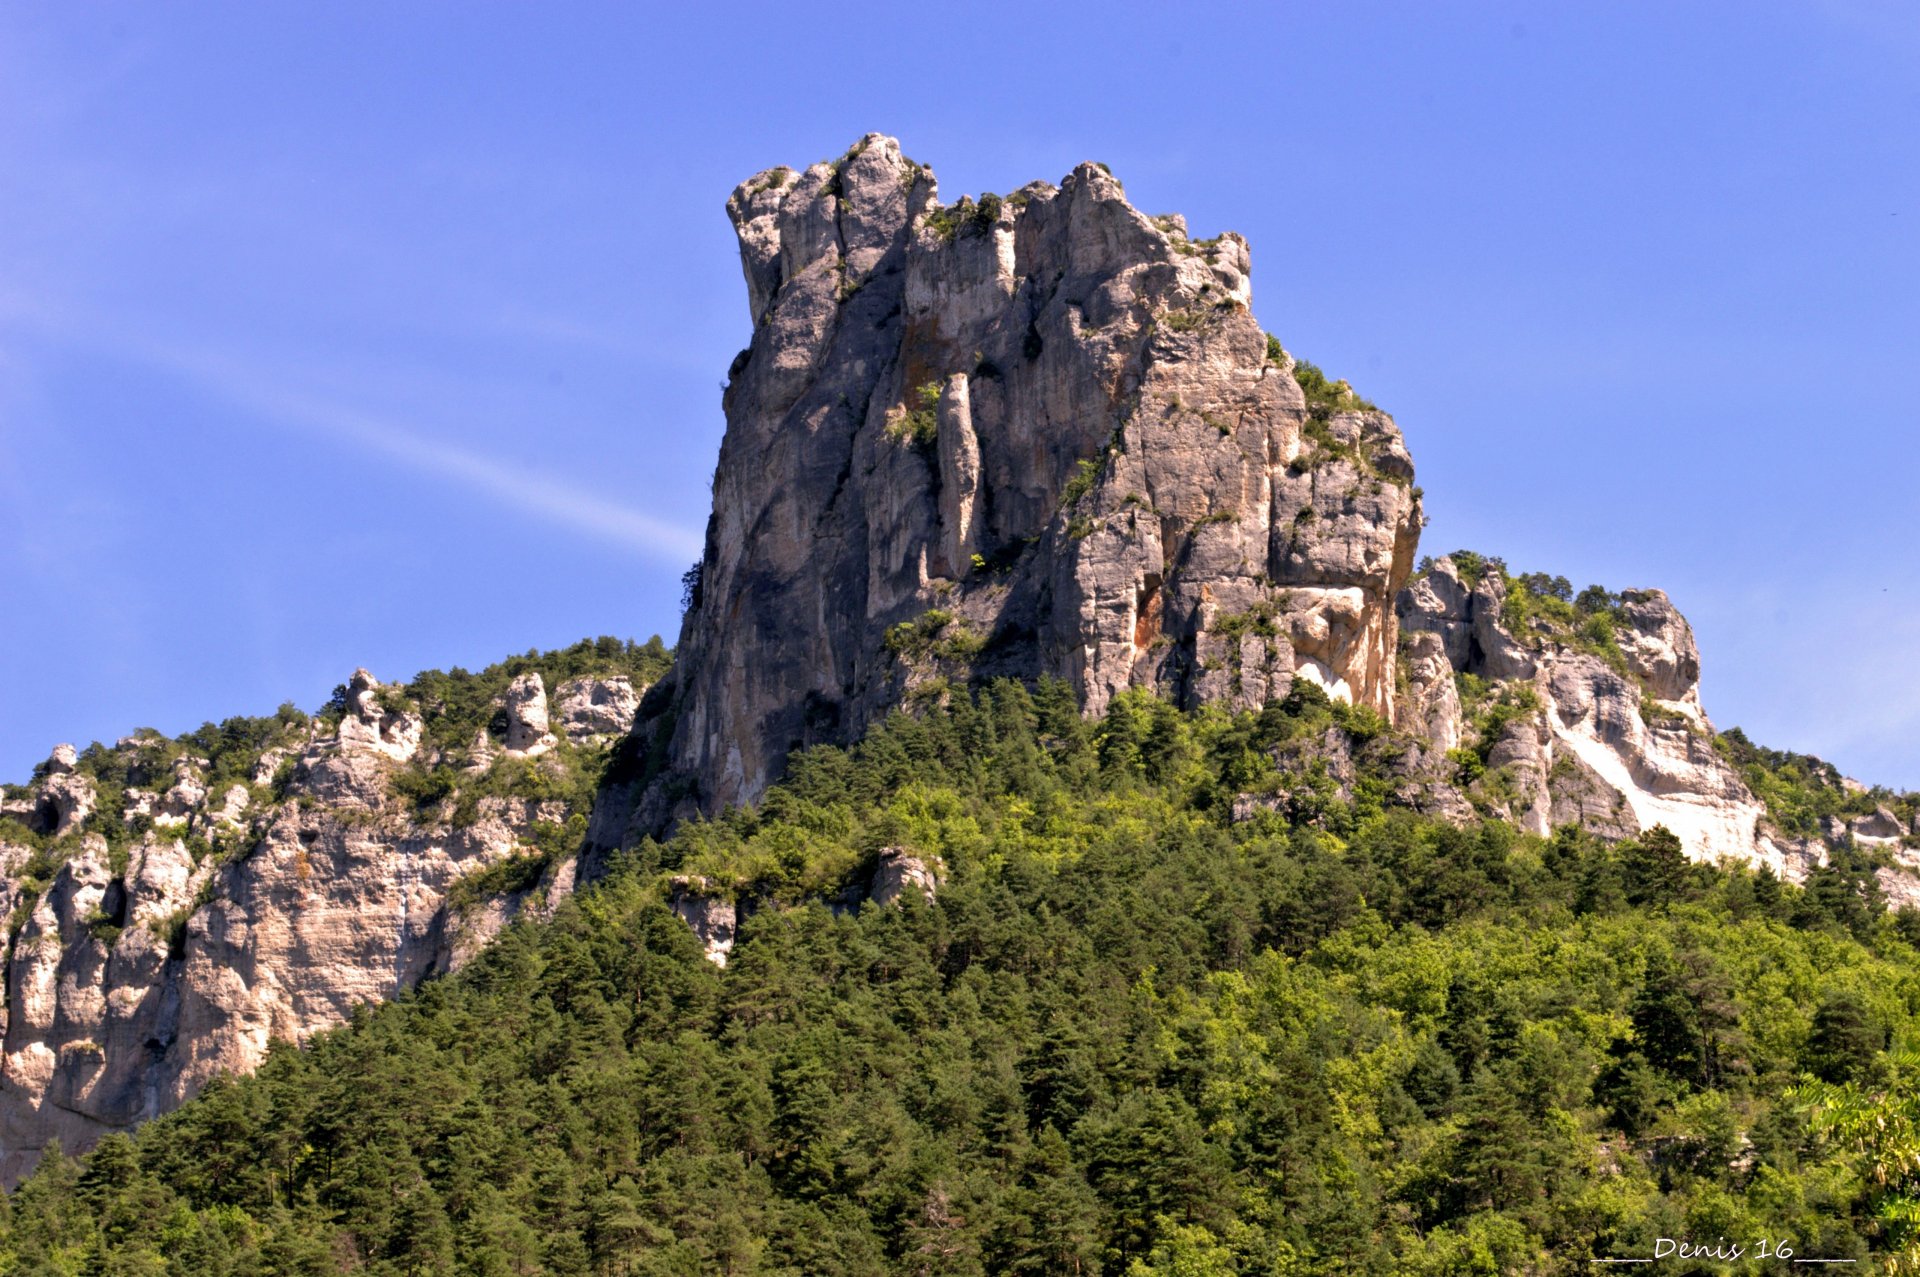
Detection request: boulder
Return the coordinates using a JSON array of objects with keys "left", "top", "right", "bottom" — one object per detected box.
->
[{"left": 869, "top": 848, "right": 939, "bottom": 907}]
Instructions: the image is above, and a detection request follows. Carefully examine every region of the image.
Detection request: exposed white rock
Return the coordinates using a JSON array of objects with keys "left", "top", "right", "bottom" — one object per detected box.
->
[
  {"left": 668, "top": 877, "right": 737, "bottom": 967},
  {"left": 207, "top": 785, "right": 249, "bottom": 828},
  {"left": 36, "top": 773, "right": 96, "bottom": 837},
  {"left": 1615, "top": 589, "right": 1708, "bottom": 727},
  {"left": 0, "top": 662, "right": 615, "bottom": 1184},
  {"left": 869, "top": 847, "right": 940, "bottom": 907},
  {"left": 1850, "top": 805, "right": 1906, "bottom": 845},
  {"left": 447, "top": 853, "right": 578, "bottom": 972},
  {"left": 465, "top": 726, "right": 498, "bottom": 774},
  {"left": 121, "top": 790, "right": 156, "bottom": 824},
  {"left": 250, "top": 748, "right": 288, "bottom": 787},
  {"left": 1398, "top": 631, "right": 1464, "bottom": 754},
  {"left": 501, "top": 673, "right": 557, "bottom": 757},
  {"left": 1542, "top": 657, "right": 1798, "bottom": 872},
  {"left": 335, "top": 670, "right": 423, "bottom": 763},
  {"left": 553, "top": 676, "right": 640, "bottom": 743},
  {"left": 151, "top": 766, "right": 205, "bottom": 829},
  {"left": 1396, "top": 560, "right": 1833, "bottom": 880},
  {"left": 1880, "top": 858, "right": 1920, "bottom": 912}
]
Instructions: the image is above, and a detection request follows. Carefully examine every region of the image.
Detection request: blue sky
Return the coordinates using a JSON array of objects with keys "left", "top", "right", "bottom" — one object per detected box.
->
[{"left": 2, "top": 1, "right": 1915, "bottom": 787}]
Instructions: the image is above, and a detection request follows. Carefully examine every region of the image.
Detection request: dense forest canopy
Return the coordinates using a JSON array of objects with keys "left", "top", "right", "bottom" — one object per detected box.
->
[{"left": 5, "top": 680, "right": 1919, "bottom": 1275}]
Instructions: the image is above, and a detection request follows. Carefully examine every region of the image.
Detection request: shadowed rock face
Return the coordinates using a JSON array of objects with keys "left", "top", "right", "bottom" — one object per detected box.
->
[{"left": 623, "top": 134, "right": 1421, "bottom": 825}]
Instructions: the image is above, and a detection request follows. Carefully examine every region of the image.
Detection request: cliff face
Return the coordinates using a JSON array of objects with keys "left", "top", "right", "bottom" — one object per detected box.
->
[
  {"left": 1393, "top": 556, "right": 1920, "bottom": 902},
  {"left": 0, "top": 653, "right": 653, "bottom": 1184},
  {"left": 625, "top": 133, "right": 1420, "bottom": 825}
]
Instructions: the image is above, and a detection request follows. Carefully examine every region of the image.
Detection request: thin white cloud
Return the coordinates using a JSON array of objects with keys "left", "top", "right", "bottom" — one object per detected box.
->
[
  {"left": 223, "top": 375, "right": 709, "bottom": 565},
  {"left": 1, "top": 299, "right": 706, "bottom": 565}
]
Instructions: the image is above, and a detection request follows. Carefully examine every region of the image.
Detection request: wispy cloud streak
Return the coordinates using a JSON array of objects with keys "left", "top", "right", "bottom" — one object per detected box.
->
[
  {"left": 2, "top": 300, "right": 706, "bottom": 565},
  {"left": 208, "top": 372, "right": 708, "bottom": 565}
]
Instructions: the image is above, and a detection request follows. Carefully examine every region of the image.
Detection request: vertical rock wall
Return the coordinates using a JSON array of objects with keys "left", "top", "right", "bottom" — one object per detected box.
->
[{"left": 625, "top": 134, "right": 1421, "bottom": 824}]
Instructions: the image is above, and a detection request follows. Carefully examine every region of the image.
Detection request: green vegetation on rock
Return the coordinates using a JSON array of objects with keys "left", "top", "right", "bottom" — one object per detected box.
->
[
  {"left": 387, "top": 635, "right": 670, "bottom": 759},
  {"left": 1716, "top": 729, "right": 1918, "bottom": 842},
  {"left": 375, "top": 636, "right": 670, "bottom": 827},
  {"left": 1422, "top": 552, "right": 1636, "bottom": 675}
]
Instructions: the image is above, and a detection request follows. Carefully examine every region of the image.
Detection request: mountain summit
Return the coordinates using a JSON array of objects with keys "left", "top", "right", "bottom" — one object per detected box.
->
[
  {"left": 605, "top": 133, "right": 1419, "bottom": 834},
  {"left": 597, "top": 135, "right": 1910, "bottom": 900}
]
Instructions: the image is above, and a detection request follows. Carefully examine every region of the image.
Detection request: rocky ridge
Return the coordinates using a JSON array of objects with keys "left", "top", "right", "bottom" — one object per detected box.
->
[
  {"left": 0, "top": 640, "right": 664, "bottom": 1183},
  {"left": 1391, "top": 555, "right": 1920, "bottom": 903}
]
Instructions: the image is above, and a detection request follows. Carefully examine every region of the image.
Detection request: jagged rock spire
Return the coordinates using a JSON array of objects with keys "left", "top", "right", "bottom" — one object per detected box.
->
[{"left": 617, "top": 134, "right": 1422, "bottom": 823}]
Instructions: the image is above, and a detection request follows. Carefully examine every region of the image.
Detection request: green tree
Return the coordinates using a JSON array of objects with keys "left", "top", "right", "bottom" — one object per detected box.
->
[{"left": 1795, "top": 1051, "right": 1920, "bottom": 1272}]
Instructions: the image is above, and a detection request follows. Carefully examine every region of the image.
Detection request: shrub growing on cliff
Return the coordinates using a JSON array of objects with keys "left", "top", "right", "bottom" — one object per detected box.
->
[
  {"left": 885, "top": 381, "right": 942, "bottom": 447},
  {"left": 1059, "top": 455, "right": 1104, "bottom": 509},
  {"left": 1290, "top": 356, "right": 1377, "bottom": 419},
  {"left": 1716, "top": 727, "right": 1914, "bottom": 840},
  {"left": 402, "top": 635, "right": 669, "bottom": 757}
]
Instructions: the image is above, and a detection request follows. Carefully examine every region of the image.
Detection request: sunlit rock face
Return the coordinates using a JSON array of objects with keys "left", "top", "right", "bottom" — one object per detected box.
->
[
  {"left": 0, "top": 664, "right": 628, "bottom": 1185},
  {"left": 614, "top": 133, "right": 1420, "bottom": 831},
  {"left": 1395, "top": 556, "right": 1835, "bottom": 880}
]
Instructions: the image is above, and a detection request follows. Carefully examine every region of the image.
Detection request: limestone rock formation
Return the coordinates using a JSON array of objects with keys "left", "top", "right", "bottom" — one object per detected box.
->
[
  {"left": 0, "top": 659, "right": 631, "bottom": 1184},
  {"left": 667, "top": 878, "right": 737, "bottom": 967},
  {"left": 1394, "top": 556, "right": 1831, "bottom": 878},
  {"left": 591, "top": 133, "right": 1917, "bottom": 920},
  {"left": 335, "top": 669, "right": 423, "bottom": 762},
  {"left": 554, "top": 676, "right": 642, "bottom": 743},
  {"left": 1398, "top": 632, "right": 1464, "bottom": 754},
  {"left": 613, "top": 134, "right": 1421, "bottom": 831},
  {"left": 501, "top": 672, "right": 557, "bottom": 756},
  {"left": 868, "top": 847, "right": 940, "bottom": 908}
]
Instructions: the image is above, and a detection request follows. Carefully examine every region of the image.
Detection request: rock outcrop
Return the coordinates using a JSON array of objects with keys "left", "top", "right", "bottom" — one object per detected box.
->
[
  {"left": 500, "top": 673, "right": 558, "bottom": 756},
  {"left": 868, "top": 847, "right": 940, "bottom": 908},
  {"left": 1393, "top": 556, "right": 1848, "bottom": 880},
  {"left": 0, "top": 647, "right": 655, "bottom": 1184},
  {"left": 555, "top": 676, "right": 643, "bottom": 743},
  {"left": 667, "top": 878, "right": 738, "bottom": 967},
  {"left": 610, "top": 134, "right": 1420, "bottom": 833}
]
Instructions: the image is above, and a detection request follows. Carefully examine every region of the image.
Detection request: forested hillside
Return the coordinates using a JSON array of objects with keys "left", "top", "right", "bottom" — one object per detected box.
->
[{"left": 5, "top": 682, "right": 1918, "bottom": 1275}]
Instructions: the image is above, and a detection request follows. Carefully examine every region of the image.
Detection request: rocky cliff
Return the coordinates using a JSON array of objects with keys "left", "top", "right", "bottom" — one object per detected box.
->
[
  {"left": 597, "top": 133, "right": 1917, "bottom": 897},
  {"left": 0, "top": 640, "right": 662, "bottom": 1183},
  {"left": 1391, "top": 554, "right": 1920, "bottom": 903},
  {"left": 606, "top": 133, "right": 1420, "bottom": 838}
]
